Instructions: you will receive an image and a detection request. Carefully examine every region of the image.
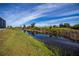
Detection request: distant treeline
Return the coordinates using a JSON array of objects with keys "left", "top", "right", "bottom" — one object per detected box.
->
[
  {"left": 7, "top": 23, "right": 79, "bottom": 30},
  {"left": 25, "top": 23, "right": 79, "bottom": 30},
  {"left": 48, "top": 23, "right": 79, "bottom": 30}
]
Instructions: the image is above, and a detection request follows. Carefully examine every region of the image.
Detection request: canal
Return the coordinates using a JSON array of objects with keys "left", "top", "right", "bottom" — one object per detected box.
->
[{"left": 27, "top": 31, "right": 79, "bottom": 56}]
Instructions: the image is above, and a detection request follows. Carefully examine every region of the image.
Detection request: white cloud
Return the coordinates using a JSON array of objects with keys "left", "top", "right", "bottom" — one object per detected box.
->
[
  {"left": 2, "top": 3, "right": 75, "bottom": 26},
  {"left": 10, "top": 3, "right": 71, "bottom": 26},
  {"left": 11, "top": 13, "right": 44, "bottom": 26}
]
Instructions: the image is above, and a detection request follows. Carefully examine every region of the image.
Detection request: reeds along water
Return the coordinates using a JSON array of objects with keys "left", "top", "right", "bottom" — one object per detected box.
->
[
  {"left": 50, "top": 29, "right": 79, "bottom": 41},
  {"left": 26, "top": 29, "right": 79, "bottom": 41}
]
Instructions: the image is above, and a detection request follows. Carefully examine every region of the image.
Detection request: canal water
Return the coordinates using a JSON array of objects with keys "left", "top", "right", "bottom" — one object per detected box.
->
[{"left": 27, "top": 31, "right": 79, "bottom": 56}]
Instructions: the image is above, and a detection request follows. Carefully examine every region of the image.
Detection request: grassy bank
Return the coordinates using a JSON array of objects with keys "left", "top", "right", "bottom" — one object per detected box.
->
[{"left": 0, "top": 29, "right": 53, "bottom": 56}]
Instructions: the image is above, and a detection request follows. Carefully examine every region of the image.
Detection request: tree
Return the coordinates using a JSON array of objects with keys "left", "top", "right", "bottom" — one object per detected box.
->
[
  {"left": 7, "top": 26, "right": 13, "bottom": 28},
  {"left": 72, "top": 24, "right": 79, "bottom": 29},
  {"left": 53, "top": 25, "right": 58, "bottom": 28},
  {"left": 22, "top": 24, "right": 26, "bottom": 30},
  {"left": 59, "top": 23, "right": 70, "bottom": 28},
  {"left": 49, "top": 26, "right": 52, "bottom": 29},
  {"left": 31, "top": 23, "right": 35, "bottom": 28},
  {"left": 10, "top": 26, "right": 13, "bottom": 28},
  {"left": 22, "top": 25, "right": 26, "bottom": 32},
  {"left": 59, "top": 23, "right": 64, "bottom": 27},
  {"left": 63, "top": 23, "right": 70, "bottom": 28}
]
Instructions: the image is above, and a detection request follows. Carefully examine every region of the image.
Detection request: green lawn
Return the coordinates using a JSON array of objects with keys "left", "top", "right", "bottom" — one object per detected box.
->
[{"left": 0, "top": 29, "right": 53, "bottom": 56}]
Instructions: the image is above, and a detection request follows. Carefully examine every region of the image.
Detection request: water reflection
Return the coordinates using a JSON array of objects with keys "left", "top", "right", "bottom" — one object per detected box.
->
[{"left": 27, "top": 31, "right": 79, "bottom": 56}]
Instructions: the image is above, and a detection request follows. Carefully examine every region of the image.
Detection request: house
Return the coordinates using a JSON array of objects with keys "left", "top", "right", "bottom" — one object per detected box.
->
[{"left": 0, "top": 17, "right": 6, "bottom": 28}]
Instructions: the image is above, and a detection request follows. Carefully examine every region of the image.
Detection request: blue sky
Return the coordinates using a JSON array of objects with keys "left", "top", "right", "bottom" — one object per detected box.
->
[{"left": 0, "top": 3, "right": 79, "bottom": 27}]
